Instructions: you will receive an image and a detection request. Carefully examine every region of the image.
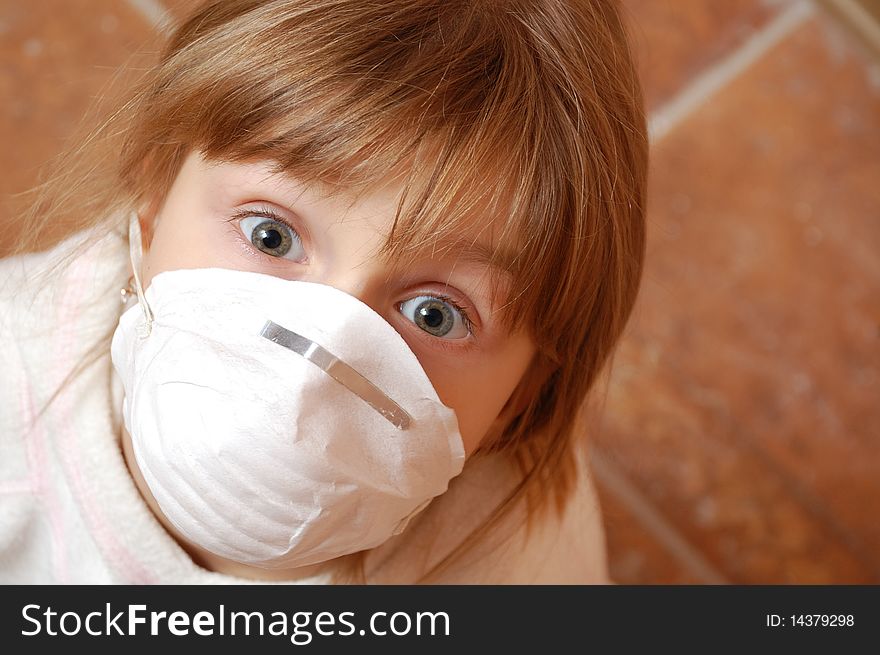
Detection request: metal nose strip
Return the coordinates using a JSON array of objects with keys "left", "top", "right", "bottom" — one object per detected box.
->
[{"left": 260, "top": 320, "right": 412, "bottom": 430}]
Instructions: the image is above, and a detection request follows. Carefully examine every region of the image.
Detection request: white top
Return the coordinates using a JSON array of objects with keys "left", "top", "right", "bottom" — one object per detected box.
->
[{"left": 0, "top": 225, "right": 609, "bottom": 584}]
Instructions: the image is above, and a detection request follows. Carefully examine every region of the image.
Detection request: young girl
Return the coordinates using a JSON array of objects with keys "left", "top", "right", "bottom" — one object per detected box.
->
[{"left": 1, "top": 0, "right": 647, "bottom": 584}]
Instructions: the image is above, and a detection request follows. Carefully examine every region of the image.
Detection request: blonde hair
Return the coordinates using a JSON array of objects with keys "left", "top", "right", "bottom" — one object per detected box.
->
[{"left": 15, "top": 0, "right": 648, "bottom": 582}]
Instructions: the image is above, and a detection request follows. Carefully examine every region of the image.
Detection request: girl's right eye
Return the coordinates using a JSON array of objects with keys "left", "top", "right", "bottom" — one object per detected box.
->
[
  {"left": 238, "top": 214, "right": 305, "bottom": 262},
  {"left": 398, "top": 295, "right": 471, "bottom": 339}
]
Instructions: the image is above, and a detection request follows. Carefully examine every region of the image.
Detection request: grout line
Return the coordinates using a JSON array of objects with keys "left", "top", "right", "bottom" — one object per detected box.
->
[
  {"left": 124, "top": 0, "right": 173, "bottom": 35},
  {"left": 648, "top": 0, "right": 816, "bottom": 144},
  {"left": 590, "top": 448, "right": 731, "bottom": 584},
  {"left": 819, "top": 0, "right": 880, "bottom": 55},
  {"left": 731, "top": 431, "right": 880, "bottom": 581}
]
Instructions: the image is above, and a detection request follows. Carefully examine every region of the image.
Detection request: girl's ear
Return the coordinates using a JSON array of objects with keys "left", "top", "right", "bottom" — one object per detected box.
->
[{"left": 135, "top": 198, "right": 161, "bottom": 253}]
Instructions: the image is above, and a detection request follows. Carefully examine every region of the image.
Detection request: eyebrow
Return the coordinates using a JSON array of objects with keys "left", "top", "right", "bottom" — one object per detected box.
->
[{"left": 404, "top": 237, "right": 518, "bottom": 275}]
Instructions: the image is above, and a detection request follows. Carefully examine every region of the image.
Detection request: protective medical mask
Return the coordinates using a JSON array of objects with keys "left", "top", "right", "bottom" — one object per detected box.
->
[{"left": 110, "top": 215, "right": 465, "bottom": 568}]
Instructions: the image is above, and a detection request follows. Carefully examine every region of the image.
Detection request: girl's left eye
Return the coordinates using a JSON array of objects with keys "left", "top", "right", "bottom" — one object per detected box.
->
[
  {"left": 238, "top": 214, "right": 305, "bottom": 262},
  {"left": 398, "top": 295, "right": 470, "bottom": 340}
]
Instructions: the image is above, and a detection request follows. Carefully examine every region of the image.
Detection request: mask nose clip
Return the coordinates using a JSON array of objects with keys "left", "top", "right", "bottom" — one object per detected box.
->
[{"left": 260, "top": 319, "right": 413, "bottom": 430}]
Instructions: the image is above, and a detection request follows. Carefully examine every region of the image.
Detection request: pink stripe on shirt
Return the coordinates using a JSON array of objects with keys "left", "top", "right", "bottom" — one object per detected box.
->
[{"left": 54, "top": 246, "right": 157, "bottom": 584}]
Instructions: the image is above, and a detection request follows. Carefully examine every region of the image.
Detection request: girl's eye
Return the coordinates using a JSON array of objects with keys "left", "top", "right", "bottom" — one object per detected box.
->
[
  {"left": 398, "top": 295, "right": 470, "bottom": 340},
  {"left": 238, "top": 215, "right": 305, "bottom": 261}
]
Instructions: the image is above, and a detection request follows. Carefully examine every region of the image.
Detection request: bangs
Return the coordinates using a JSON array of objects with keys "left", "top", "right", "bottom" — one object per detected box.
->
[{"left": 135, "top": 0, "right": 635, "bottom": 344}]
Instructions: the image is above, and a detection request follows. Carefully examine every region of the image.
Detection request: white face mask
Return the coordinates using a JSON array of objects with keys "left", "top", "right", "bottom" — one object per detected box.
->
[{"left": 110, "top": 215, "right": 465, "bottom": 569}]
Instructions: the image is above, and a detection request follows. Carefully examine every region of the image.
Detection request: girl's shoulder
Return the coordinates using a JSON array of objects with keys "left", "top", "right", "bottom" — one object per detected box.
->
[
  {"left": 475, "top": 453, "right": 611, "bottom": 584},
  {"left": 0, "top": 225, "right": 128, "bottom": 330},
  {"left": 516, "top": 461, "right": 611, "bottom": 584},
  {"left": 366, "top": 449, "right": 611, "bottom": 584},
  {"left": 0, "top": 225, "right": 129, "bottom": 439}
]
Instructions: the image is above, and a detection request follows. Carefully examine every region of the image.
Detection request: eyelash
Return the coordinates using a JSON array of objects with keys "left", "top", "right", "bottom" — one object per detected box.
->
[
  {"left": 225, "top": 205, "right": 477, "bottom": 340},
  {"left": 227, "top": 205, "right": 298, "bottom": 233}
]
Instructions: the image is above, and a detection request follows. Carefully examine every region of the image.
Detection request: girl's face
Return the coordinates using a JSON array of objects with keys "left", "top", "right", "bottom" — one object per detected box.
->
[{"left": 138, "top": 150, "right": 536, "bottom": 456}]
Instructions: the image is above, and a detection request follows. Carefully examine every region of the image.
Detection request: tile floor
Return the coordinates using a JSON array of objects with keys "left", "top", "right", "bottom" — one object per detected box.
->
[{"left": 2, "top": 0, "right": 878, "bottom": 583}]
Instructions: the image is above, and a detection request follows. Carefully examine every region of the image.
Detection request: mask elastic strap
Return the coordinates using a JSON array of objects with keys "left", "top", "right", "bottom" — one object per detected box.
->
[{"left": 128, "top": 211, "right": 154, "bottom": 336}]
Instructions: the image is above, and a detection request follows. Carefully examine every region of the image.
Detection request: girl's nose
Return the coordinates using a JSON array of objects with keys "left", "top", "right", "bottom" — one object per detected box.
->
[{"left": 319, "top": 268, "right": 388, "bottom": 317}]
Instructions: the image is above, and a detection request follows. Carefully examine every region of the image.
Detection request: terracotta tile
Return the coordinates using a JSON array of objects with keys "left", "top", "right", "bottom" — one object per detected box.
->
[
  {"left": 597, "top": 366, "right": 871, "bottom": 582},
  {"left": 622, "top": 0, "right": 791, "bottom": 110},
  {"left": 597, "top": 15, "right": 880, "bottom": 582},
  {"left": 0, "top": 0, "right": 157, "bottom": 256}
]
